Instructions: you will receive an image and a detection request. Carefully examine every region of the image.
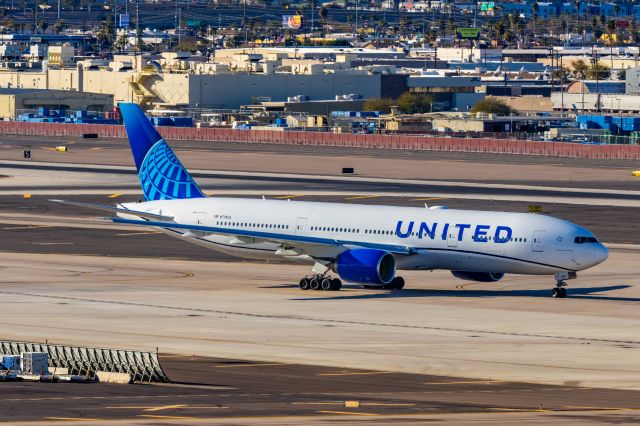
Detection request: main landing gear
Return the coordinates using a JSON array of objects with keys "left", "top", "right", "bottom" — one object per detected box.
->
[
  {"left": 363, "top": 276, "right": 405, "bottom": 290},
  {"left": 299, "top": 275, "right": 342, "bottom": 291},
  {"left": 552, "top": 272, "right": 577, "bottom": 298}
]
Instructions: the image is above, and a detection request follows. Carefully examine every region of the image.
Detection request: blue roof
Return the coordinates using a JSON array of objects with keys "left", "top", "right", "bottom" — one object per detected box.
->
[{"left": 583, "top": 81, "right": 625, "bottom": 94}]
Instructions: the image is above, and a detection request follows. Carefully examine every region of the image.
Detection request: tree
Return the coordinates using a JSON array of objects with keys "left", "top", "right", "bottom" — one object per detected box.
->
[
  {"left": 397, "top": 92, "right": 432, "bottom": 114},
  {"left": 572, "top": 59, "right": 589, "bottom": 79},
  {"left": 531, "top": 2, "right": 539, "bottom": 39},
  {"left": 363, "top": 97, "right": 394, "bottom": 113},
  {"left": 606, "top": 19, "right": 616, "bottom": 70},
  {"left": 586, "top": 62, "right": 610, "bottom": 79},
  {"left": 471, "top": 98, "right": 515, "bottom": 116}
]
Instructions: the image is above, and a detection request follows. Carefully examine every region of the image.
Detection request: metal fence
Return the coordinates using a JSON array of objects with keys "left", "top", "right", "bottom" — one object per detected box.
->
[
  {"left": 0, "top": 341, "right": 170, "bottom": 383},
  {"left": 2, "top": 121, "right": 640, "bottom": 159}
]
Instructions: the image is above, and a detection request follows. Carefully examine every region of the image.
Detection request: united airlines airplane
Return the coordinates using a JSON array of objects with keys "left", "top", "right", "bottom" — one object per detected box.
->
[{"left": 57, "top": 103, "right": 608, "bottom": 298}]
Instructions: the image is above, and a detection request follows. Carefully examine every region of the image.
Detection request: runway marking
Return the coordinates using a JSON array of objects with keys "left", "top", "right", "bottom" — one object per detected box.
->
[
  {"left": 345, "top": 195, "right": 379, "bottom": 200},
  {"left": 214, "top": 362, "right": 283, "bottom": 368},
  {"left": 32, "top": 242, "right": 73, "bottom": 246},
  {"left": 138, "top": 414, "right": 197, "bottom": 420},
  {"left": 3, "top": 225, "right": 53, "bottom": 230},
  {"left": 108, "top": 193, "right": 121, "bottom": 198},
  {"left": 291, "top": 402, "right": 342, "bottom": 405},
  {"left": 143, "top": 404, "right": 189, "bottom": 412},
  {"left": 318, "top": 371, "right": 394, "bottom": 377},
  {"left": 563, "top": 405, "right": 637, "bottom": 411},
  {"left": 45, "top": 417, "right": 103, "bottom": 422},
  {"left": 409, "top": 197, "right": 445, "bottom": 202},
  {"left": 116, "top": 231, "right": 162, "bottom": 236},
  {"left": 274, "top": 194, "right": 305, "bottom": 199},
  {"left": 361, "top": 403, "right": 416, "bottom": 407},
  {"left": 89, "top": 147, "right": 103, "bottom": 150},
  {"left": 318, "top": 410, "right": 378, "bottom": 416},
  {"left": 424, "top": 380, "right": 503, "bottom": 385}
]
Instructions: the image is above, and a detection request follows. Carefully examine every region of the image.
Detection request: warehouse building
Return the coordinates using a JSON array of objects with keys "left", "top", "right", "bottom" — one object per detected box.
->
[{"left": 0, "top": 88, "right": 113, "bottom": 120}]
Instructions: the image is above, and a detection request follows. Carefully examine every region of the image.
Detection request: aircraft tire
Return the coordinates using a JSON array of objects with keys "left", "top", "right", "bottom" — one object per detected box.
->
[
  {"left": 321, "top": 278, "right": 333, "bottom": 291},
  {"left": 310, "top": 277, "right": 321, "bottom": 291},
  {"left": 330, "top": 278, "right": 342, "bottom": 291},
  {"left": 299, "top": 278, "right": 311, "bottom": 290},
  {"left": 392, "top": 276, "right": 405, "bottom": 290}
]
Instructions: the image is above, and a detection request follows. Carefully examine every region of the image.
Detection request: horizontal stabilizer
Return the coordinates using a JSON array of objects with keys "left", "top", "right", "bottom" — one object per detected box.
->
[{"left": 49, "top": 199, "right": 174, "bottom": 221}]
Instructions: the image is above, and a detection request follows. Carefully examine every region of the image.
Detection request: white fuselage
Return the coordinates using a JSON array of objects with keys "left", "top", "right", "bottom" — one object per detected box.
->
[{"left": 121, "top": 197, "right": 608, "bottom": 276}]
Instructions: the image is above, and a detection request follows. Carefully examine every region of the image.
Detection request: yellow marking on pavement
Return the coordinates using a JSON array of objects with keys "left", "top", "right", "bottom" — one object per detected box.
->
[
  {"left": 143, "top": 404, "right": 188, "bottom": 412},
  {"left": 318, "top": 410, "right": 378, "bottom": 416},
  {"left": 345, "top": 195, "right": 379, "bottom": 200},
  {"left": 108, "top": 193, "right": 121, "bottom": 198},
  {"left": 563, "top": 405, "right": 636, "bottom": 411},
  {"left": 138, "top": 415, "right": 196, "bottom": 420},
  {"left": 424, "top": 380, "right": 502, "bottom": 385},
  {"left": 274, "top": 194, "right": 305, "bottom": 199},
  {"left": 319, "top": 371, "right": 393, "bottom": 377},
  {"left": 214, "top": 363, "right": 282, "bottom": 368},
  {"left": 409, "top": 197, "right": 445, "bottom": 201},
  {"left": 45, "top": 418, "right": 103, "bottom": 422},
  {"left": 23, "top": 194, "right": 31, "bottom": 198}
]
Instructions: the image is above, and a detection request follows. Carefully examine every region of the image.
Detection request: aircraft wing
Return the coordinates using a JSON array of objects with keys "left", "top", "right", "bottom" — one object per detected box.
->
[
  {"left": 49, "top": 199, "right": 175, "bottom": 222},
  {"left": 110, "top": 217, "right": 414, "bottom": 255}
]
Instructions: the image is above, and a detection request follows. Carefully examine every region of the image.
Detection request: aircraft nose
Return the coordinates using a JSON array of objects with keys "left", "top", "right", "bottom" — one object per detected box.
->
[{"left": 594, "top": 243, "right": 609, "bottom": 265}]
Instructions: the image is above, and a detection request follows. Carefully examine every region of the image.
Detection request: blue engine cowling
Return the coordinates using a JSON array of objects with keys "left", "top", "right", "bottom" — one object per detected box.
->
[
  {"left": 334, "top": 249, "right": 396, "bottom": 285},
  {"left": 451, "top": 271, "right": 505, "bottom": 282}
]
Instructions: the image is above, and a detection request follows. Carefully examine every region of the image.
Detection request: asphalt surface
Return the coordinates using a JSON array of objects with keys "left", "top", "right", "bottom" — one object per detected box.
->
[
  {"left": 2, "top": 133, "right": 640, "bottom": 191},
  {"left": 2, "top": 355, "right": 640, "bottom": 423}
]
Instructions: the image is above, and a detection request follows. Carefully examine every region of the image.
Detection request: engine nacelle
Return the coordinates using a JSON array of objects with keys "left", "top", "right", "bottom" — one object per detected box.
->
[
  {"left": 451, "top": 271, "right": 505, "bottom": 282},
  {"left": 334, "top": 249, "right": 396, "bottom": 285}
]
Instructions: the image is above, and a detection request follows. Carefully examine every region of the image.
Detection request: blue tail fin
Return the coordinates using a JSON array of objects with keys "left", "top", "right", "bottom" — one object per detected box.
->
[{"left": 120, "top": 103, "right": 205, "bottom": 201}]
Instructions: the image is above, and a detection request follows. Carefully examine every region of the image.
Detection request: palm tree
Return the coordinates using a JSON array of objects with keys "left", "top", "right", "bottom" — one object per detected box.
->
[
  {"left": 607, "top": 19, "right": 616, "bottom": 71},
  {"left": 531, "top": 2, "right": 539, "bottom": 41}
]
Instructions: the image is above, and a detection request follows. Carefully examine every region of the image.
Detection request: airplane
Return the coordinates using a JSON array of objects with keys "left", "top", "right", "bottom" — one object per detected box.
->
[{"left": 55, "top": 103, "right": 609, "bottom": 298}]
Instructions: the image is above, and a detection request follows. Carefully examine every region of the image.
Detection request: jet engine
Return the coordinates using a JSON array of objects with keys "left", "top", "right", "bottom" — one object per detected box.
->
[
  {"left": 451, "top": 271, "right": 505, "bottom": 282},
  {"left": 334, "top": 249, "right": 396, "bottom": 285}
]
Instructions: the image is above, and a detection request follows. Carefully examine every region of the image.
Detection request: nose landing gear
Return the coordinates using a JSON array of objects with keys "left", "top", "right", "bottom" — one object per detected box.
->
[{"left": 552, "top": 272, "right": 576, "bottom": 298}]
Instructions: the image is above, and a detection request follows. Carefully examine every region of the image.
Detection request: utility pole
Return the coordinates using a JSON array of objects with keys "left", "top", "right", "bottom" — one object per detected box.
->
[
  {"left": 178, "top": 7, "right": 182, "bottom": 48},
  {"left": 57, "top": 0, "right": 61, "bottom": 20},
  {"left": 34, "top": 0, "right": 37, "bottom": 33},
  {"left": 311, "top": 0, "right": 314, "bottom": 41},
  {"left": 243, "top": 0, "right": 247, "bottom": 44},
  {"left": 355, "top": 0, "right": 359, "bottom": 39},
  {"left": 136, "top": 0, "right": 140, "bottom": 51}
]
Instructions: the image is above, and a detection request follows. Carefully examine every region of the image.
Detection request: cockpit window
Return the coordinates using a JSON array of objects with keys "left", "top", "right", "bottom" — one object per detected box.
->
[{"left": 574, "top": 236, "right": 598, "bottom": 244}]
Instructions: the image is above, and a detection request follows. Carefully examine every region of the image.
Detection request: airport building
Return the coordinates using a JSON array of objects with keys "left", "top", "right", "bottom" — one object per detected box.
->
[{"left": 0, "top": 88, "right": 113, "bottom": 120}]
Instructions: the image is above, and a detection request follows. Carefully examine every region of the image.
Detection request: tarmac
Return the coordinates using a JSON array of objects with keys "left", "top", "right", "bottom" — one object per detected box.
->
[{"left": 1, "top": 134, "right": 640, "bottom": 424}]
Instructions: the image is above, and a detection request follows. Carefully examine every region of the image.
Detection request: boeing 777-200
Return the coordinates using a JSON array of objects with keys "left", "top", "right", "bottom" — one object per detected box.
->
[{"left": 55, "top": 103, "right": 608, "bottom": 298}]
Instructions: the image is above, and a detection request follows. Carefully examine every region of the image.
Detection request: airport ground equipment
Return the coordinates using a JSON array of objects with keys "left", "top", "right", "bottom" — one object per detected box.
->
[{"left": 0, "top": 341, "right": 170, "bottom": 383}]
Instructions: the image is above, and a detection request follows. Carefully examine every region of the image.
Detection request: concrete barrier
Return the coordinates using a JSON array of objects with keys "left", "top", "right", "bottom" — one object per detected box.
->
[{"left": 96, "top": 371, "right": 133, "bottom": 384}]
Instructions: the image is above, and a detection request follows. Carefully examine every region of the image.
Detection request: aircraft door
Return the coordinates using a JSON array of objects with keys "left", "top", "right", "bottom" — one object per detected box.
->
[
  {"left": 295, "top": 217, "right": 307, "bottom": 235},
  {"left": 532, "top": 230, "right": 545, "bottom": 252}
]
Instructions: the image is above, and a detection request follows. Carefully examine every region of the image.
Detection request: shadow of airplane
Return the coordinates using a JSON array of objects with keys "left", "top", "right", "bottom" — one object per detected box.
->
[{"left": 291, "top": 285, "right": 635, "bottom": 302}]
